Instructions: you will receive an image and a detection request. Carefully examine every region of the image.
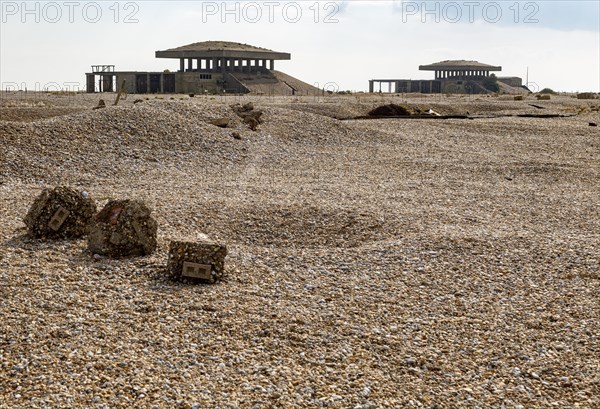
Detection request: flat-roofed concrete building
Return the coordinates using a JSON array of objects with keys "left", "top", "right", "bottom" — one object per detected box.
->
[
  {"left": 418, "top": 60, "right": 501, "bottom": 80},
  {"left": 86, "top": 41, "right": 319, "bottom": 95},
  {"left": 369, "top": 60, "right": 523, "bottom": 94},
  {"left": 155, "top": 41, "right": 290, "bottom": 73}
]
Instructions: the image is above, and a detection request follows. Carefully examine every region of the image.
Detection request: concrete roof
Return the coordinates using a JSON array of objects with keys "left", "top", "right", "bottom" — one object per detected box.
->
[
  {"left": 419, "top": 60, "right": 501, "bottom": 71},
  {"left": 156, "top": 41, "right": 291, "bottom": 60}
]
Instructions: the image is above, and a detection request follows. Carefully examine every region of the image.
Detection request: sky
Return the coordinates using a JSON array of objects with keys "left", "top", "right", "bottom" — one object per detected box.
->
[{"left": 1, "top": 0, "right": 599, "bottom": 92}]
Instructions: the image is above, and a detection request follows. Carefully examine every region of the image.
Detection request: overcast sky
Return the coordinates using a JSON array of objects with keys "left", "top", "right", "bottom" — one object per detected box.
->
[{"left": 1, "top": 1, "right": 598, "bottom": 92}]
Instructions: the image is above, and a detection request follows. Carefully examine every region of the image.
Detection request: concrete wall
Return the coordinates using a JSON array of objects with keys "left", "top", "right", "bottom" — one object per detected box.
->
[
  {"left": 92, "top": 70, "right": 271, "bottom": 94},
  {"left": 175, "top": 72, "right": 223, "bottom": 94},
  {"left": 115, "top": 73, "right": 137, "bottom": 94},
  {"left": 372, "top": 77, "right": 518, "bottom": 94},
  {"left": 497, "top": 77, "right": 523, "bottom": 88}
]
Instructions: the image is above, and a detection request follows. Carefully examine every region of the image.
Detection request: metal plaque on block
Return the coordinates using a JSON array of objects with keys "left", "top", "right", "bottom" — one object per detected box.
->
[
  {"left": 182, "top": 261, "right": 212, "bottom": 280},
  {"left": 48, "top": 207, "right": 70, "bottom": 231}
]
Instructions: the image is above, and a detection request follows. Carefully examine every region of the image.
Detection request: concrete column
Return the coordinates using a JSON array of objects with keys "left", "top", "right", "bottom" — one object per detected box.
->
[
  {"left": 368, "top": 80, "right": 373, "bottom": 93},
  {"left": 269, "top": 59, "right": 274, "bottom": 70},
  {"left": 146, "top": 73, "right": 150, "bottom": 93},
  {"left": 180, "top": 59, "right": 185, "bottom": 72},
  {"left": 187, "top": 59, "right": 192, "bottom": 72},
  {"left": 254, "top": 59, "right": 259, "bottom": 71}
]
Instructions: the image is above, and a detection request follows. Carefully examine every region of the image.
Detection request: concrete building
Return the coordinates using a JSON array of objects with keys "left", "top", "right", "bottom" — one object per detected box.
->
[
  {"left": 369, "top": 60, "right": 523, "bottom": 94},
  {"left": 86, "top": 41, "right": 320, "bottom": 95}
]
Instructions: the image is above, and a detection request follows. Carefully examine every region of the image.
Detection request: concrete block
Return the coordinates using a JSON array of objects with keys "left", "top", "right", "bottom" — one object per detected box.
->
[
  {"left": 24, "top": 186, "right": 97, "bottom": 238},
  {"left": 88, "top": 199, "right": 157, "bottom": 257},
  {"left": 167, "top": 240, "right": 228, "bottom": 283}
]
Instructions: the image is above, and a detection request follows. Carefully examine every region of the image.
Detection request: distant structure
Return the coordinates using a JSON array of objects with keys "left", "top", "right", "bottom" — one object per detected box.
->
[
  {"left": 369, "top": 60, "right": 523, "bottom": 94},
  {"left": 86, "top": 41, "right": 320, "bottom": 95}
]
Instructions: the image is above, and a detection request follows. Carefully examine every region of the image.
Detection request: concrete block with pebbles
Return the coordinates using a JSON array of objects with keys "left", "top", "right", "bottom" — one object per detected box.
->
[
  {"left": 88, "top": 199, "right": 157, "bottom": 257},
  {"left": 167, "top": 240, "right": 228, "bottom": 283},
  {"left": 23, "top": 186, "right": 96, "bottom": 238}
]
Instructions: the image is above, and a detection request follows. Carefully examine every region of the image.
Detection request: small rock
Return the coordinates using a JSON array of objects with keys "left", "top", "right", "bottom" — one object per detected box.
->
[
  {"left": 209, "top": 117, "right": 230, "bottom": 128},
  {"left": 92, "top": 99, "right": 106, "bottom": 110}
]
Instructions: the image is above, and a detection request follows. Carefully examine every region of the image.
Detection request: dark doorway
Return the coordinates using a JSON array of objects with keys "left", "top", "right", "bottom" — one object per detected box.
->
[
  {"left": 163, "top": 74, "right": 176, "bottom": 93},
  {"left": 136, "top": 74, "right": 148, "bottom": 93},
  {"left": 149, "top": 74, "right": 161, "bottom": 93}
]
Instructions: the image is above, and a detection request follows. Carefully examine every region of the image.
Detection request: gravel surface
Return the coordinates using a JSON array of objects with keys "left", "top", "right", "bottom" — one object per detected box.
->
[{"left": 1, "top": 92, "right": 599, "bottom": 408}]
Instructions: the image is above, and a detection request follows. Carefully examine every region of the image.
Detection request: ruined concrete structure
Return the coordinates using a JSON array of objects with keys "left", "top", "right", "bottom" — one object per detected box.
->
[
  {"left": 86, "top": 41, "right": 320, "bottom": 95},
  {"left": 369, "top": 60, "right": 523, "bottom": 94}
]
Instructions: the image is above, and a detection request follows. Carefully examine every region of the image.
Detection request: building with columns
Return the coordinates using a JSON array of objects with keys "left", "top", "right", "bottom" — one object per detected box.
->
[
  {"left": 155, "top": 41, "right": 290, "bottom": 74},
  {"left": 369, "top": 60, "right": 523, "bottom": 94},
  {"left": 418, "top": 60, "right": 501, "bottom": 80},
  {"left": 85, "top": 41, "right": 319, "bottom": 95}
]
